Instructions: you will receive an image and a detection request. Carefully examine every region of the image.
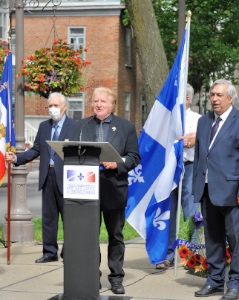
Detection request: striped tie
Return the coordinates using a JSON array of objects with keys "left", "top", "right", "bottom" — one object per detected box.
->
[{"left": 210, "top": 117, "right": 221, "bottom": 143}]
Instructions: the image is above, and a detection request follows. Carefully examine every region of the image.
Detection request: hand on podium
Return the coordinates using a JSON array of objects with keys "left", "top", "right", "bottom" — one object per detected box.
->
[{"left": 100, "top": 161, "right": 117, "bottom": 170}]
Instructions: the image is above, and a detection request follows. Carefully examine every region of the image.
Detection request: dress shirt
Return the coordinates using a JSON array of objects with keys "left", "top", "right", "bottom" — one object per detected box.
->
[
  {"left": 183, "top": 108, "right": 201, "bottom": 163},
  {"left": 209, "top": 105, "right": 232, "bottom": 149},
  {"left": 205, "top": 105, "right": 232, "bottom": 182},
  {"left": 49, "top": 114, "right": 66, "bottom": 165}
]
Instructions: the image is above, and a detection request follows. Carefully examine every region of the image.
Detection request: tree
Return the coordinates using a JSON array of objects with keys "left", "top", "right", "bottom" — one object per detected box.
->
[
  {"left": 153, "top": 0, "right": 239, "bottom": 97},
  {"left": 124, "top": 0, "right": 169, "bottom": 111}
]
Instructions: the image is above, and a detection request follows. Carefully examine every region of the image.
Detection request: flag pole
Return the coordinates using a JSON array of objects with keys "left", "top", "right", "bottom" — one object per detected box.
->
[
  {"left": 174, "top": 10, "right": 191, "bottom": 276},
  {"left": 7, "top": 160, "right": 11, "bottom": 264}
]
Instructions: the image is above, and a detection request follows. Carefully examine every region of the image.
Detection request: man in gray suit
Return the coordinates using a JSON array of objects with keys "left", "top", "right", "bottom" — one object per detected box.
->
[{"left": 193, "top": 79, "right": 239, "bottom": 300}]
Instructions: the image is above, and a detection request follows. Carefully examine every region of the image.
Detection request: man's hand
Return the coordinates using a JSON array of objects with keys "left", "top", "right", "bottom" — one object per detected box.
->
[
  {"left": 237, "top": 196, "right": 239, "bottom": 205},
  {"left": 5, "top": 152, "right": 16, "bottom": 163},
  {"left": 178, "top": 133, "right": 196, "bottom": 148},
  {"left": 100, "top": 162, "right": 117, "bottom": 169}
]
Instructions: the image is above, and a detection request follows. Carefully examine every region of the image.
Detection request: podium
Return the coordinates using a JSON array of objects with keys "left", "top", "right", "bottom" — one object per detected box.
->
[{"left": 47, "top": 141, "right": 124, "bottom": 300}]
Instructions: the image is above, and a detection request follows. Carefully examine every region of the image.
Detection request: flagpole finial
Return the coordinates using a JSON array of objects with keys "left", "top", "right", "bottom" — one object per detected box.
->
[{"left": 186, "top": 10, "right": 192, "bottom": 22}]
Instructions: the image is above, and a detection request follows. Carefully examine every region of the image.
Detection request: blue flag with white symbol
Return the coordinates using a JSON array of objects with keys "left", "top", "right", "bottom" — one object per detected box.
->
[{"left": 126, "top": 25, "right": 189, "bottom": 264}]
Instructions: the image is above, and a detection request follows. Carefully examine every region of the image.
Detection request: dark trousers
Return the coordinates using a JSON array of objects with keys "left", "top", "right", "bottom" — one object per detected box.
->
[
  {"left": 100, "top": 206, "right": 125, "bottom": 282},
  {"left": 42, "top": 167, "right": 64, "bottom": 257},
  {"left": 202, "top": 185, "right": 239, "bottom": 289}
]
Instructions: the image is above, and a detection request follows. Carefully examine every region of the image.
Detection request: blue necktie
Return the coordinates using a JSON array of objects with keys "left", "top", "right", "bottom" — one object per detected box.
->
[
  {"left": 50, "top": 123, "right": 59, "bottom": 161},
  {"left": 210, "top": 117, "right": 221, "bottom": 143}
]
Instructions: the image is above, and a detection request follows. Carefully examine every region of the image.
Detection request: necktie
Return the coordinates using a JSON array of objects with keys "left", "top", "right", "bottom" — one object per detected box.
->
[
  {"left": 50, "top": 123, "right": 59, "bottom": 161},
  {"left": 210, "top": 117, "right": 221, "bottom": 143},
  {"left": 97, "top": 121, "right": 104, "bottom": 142}
]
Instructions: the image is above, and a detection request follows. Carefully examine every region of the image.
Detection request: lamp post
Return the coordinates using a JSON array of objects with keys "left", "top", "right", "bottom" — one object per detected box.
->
[
  {"left": 2, "top": 0, "right": 61, "bottom": 242},
  {"left": 2, "top": 0, "right": 34, "bottom": 242}
]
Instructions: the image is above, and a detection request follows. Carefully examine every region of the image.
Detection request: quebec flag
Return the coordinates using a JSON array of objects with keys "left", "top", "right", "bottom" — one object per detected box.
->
[{"left": 126, "top": 26, "right": 189, "bottom": 265}]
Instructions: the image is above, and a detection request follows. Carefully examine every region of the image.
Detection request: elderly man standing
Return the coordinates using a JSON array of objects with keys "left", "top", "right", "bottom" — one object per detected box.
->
[
  {"left": 193, "top": 79, "right": 239, "bottom": 300},
  {"left": 70, "top": 87, "right": 140, "bottom": 294},
  {"left": 6, "top": 92, "right": 76, "bottom": 263}
]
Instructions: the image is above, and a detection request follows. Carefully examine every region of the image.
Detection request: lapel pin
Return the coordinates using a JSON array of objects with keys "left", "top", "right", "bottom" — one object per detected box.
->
[{"left": 112, "top": 127, "right": 116, "bottom": 131}]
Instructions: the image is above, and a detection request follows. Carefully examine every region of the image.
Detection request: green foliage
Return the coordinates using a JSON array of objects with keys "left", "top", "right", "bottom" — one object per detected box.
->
[{"left": 153, "top": 0, "right": 239, "bottom": 94}]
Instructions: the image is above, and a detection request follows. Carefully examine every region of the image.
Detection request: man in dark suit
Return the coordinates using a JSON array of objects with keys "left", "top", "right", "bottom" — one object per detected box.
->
[
  {"left": 193, "top": 79, "right": 239, "bottom": 300},
  {"left": 6, "top": 92, "right": 76, "bottom": 263},
  {"left": 70, "top": 87, "right": 140, "bottom": 295}
]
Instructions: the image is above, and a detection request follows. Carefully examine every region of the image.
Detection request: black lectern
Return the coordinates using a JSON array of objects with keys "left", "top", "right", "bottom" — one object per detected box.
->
[{"left": 47, "top": 141, "right": 124, "bottom": 300}]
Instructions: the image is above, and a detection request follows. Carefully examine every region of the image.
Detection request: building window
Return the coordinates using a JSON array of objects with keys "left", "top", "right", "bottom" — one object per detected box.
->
[
  {"left": 0, "top": 12, "right": 8, "bottom": 41},
  {"left": 124, "top": 93, "right": 130, "bottom": 121},
  {"left": 68, "top": 27, "right": 85, "bottom": 59},
  {"left": 125, "top": 28, "right": 132, "bottom": 66},
  {"left": 67, "top": 93, "right": 85, "bottom": 121},
  {"left": 141, "top": 94, "right": 147, "bottom": 128}
]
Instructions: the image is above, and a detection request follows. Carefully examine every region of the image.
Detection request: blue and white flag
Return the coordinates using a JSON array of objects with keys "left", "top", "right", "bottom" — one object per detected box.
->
[{"left": 126, "top": 25, "right": 189, "bottom": 265}]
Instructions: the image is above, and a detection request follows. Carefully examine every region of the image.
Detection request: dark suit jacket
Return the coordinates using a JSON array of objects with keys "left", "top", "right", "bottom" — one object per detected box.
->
[
  {"left": 192, "top": 106, "right": 239, "bottom": 206},
  {"left": 70, "top": 114, "right": 140, "bottom": 209},
  {"left": 16, "top": 116, "right": 76, "bottom": 194}
]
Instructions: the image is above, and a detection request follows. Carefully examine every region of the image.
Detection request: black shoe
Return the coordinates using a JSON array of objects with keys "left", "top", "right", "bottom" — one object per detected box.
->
[
  {"left": 195, "top": 285, "right": 224, "bottom": 297},
  {"left": 35, "top": 254, "right": 58, "bottom": 263},
  {"left": 222, "top": 288, "right": 239, "bottom": 300},
  {"left": 111, "top": 282, "right": 125, "bottom": 294}
]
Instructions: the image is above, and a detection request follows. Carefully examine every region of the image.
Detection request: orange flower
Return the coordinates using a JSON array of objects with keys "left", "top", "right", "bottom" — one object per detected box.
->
[{"left": 179, "top": 245, "right": 189, "bottom": 258}]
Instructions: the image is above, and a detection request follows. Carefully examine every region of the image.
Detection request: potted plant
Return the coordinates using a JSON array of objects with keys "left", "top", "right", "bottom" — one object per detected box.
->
[{"left": 18, "top": 39, "right": 91, "bottom": 98}]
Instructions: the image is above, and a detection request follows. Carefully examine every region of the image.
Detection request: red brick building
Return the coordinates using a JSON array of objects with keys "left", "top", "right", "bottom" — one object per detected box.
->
[{"left": 9, "top": 0, "right": 144, "bottom": 143}]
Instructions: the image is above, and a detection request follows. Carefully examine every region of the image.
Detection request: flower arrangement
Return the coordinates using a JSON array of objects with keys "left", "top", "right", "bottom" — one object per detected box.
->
[
  {"left": 0, "top": 40, "right": 10, "bottom": 82},
  {"left": 18, "top": 39, "right": 91, "bottom": 98},
  {"left": 178, "top": 244, "right": 231, "bottom": 276}
]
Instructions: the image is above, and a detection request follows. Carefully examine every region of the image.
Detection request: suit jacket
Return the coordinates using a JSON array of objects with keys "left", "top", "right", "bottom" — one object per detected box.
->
[
  {"left": 16, "top": 116, "right": 76, "bottom": 194},
  {"left": 70, "top": 114, "right": 140, "bottom": 209},
  {"left": 192, "top": 106, "right": 239, "bottom": 206}
]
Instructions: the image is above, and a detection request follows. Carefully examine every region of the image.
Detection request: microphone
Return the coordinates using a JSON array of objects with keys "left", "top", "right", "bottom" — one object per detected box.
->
[{"left": 79, "top": 114, "right": 96, "bottom": 141}]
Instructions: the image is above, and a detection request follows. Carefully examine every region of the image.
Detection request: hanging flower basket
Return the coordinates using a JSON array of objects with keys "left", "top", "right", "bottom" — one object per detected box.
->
[{"left": 18, "top": 39, "right": 91, "bottom": 98}]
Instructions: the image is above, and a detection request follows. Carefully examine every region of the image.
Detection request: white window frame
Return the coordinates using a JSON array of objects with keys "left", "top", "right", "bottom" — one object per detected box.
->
[
  {"left": 68, "top": 27, "right": 86, "bottom": 60},
  {"left": 67, "top": 92, "right": 85, "bottom": 121},
  {"left": 0, "top": 11, "right": 8, "bottom": 41}
]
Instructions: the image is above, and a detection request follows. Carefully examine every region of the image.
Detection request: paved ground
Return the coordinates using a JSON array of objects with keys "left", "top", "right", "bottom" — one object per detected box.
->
[
  {"left": 0, "top": 238, "right": 225, "bottom": 300},
  {"left": 0, "top": 161, "right": 226, "bottom": 300}
]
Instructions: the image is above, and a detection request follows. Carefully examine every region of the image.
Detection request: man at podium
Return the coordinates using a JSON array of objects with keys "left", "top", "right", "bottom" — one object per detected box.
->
[{"left": 71, "top": 87, "right": 140, "bottom": 294}]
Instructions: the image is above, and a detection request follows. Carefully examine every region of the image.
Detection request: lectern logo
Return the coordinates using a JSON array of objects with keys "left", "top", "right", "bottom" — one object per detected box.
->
[{"left": 67, "top": 170, "right": 95, "bottom": 183}]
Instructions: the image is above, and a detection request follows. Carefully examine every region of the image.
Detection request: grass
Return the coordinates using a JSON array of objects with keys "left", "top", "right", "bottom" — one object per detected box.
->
[{"left": 0, "top": 209, "right": 192, "bottom": 243}]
